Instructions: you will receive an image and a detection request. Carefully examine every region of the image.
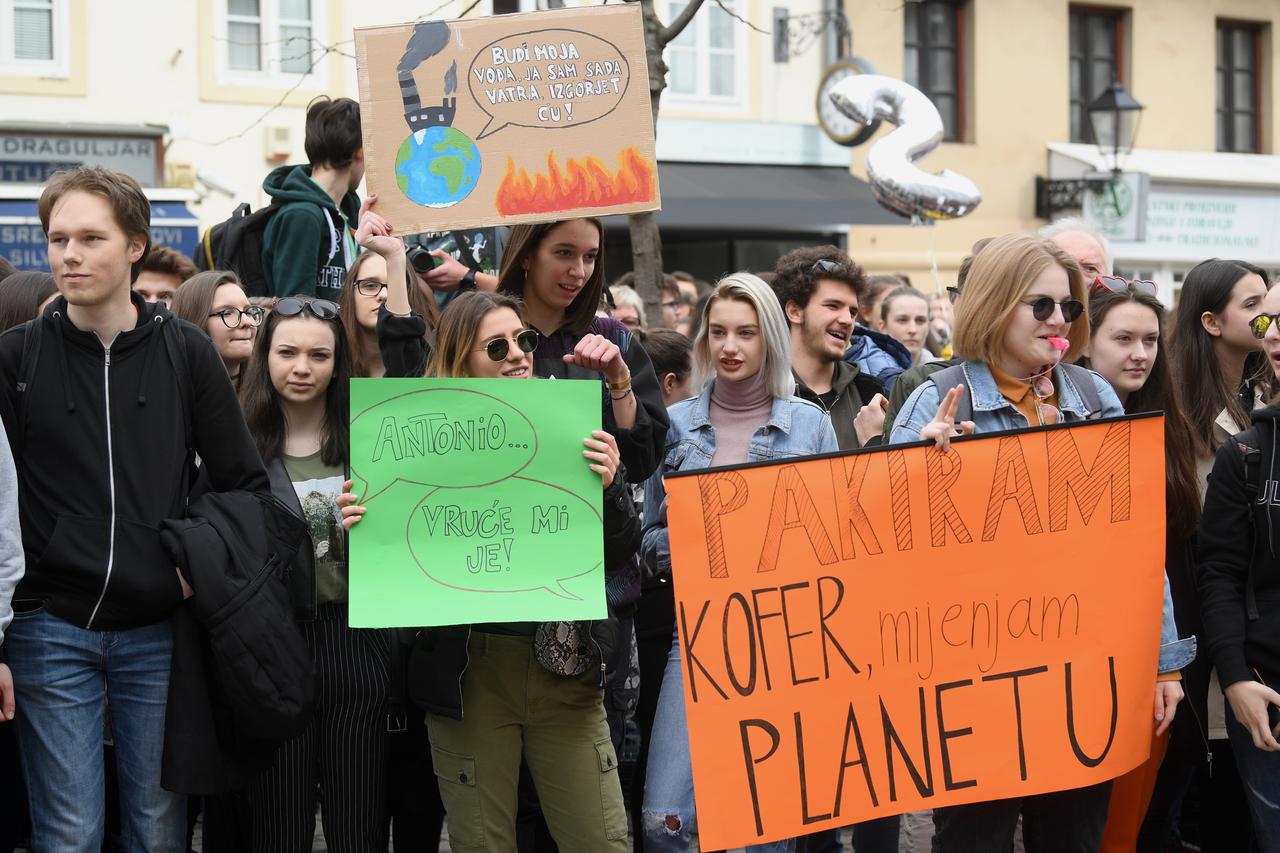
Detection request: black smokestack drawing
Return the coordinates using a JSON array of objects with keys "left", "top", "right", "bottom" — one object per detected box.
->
[
  {"left": 397, "top": 21, "right": 456, "bottom": 135},
  {"left": 444, "top": 60, "right": 458, "bottom": 97}
]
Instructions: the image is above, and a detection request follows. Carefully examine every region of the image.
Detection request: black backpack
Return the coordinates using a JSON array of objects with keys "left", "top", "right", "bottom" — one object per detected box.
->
[{"left": 193, "top": 200, "right": 327, "bottom": 298}]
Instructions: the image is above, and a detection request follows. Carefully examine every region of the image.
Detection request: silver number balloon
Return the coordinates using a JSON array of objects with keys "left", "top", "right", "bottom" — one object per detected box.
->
[{"left": 829, "top": 74, "right": 981, "bottom": 221}]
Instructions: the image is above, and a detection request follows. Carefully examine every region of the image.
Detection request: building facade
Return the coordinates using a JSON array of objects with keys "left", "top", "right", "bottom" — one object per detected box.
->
[{"left": 844, "top": 0, "right": 1280, "bottom": 301}]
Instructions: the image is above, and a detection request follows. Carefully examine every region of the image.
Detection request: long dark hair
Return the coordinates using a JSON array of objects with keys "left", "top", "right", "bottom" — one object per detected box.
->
[
  {"left": 338, "top": 252, "right": 440, "bottom": 378},
  {"left": 1082, "top": 288, "right": 1201, "bottom": 538},
  {"left": 1170, "top": 258, "right": 1271, "bottom": 457},
  {"left": 498, "top": 218, "right": 604, "bottom": 334},
  {"left": 239, "top": 305, "right": 351, "bottom": 467},
  {"left": 0, "top": 271, "right": 56, "bottom": 330}
]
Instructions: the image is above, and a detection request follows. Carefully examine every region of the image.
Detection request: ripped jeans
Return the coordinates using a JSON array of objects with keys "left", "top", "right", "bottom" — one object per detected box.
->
[
  {"left": 1225, "top": 686, "right": 1280, "bottom": 851},
  {"left": 642, "top": 628, "right": 793, "bottom": 853}
]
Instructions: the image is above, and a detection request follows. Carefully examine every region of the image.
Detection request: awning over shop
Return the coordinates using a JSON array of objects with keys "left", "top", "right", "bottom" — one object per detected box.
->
[
  {"left": 0, "top": 194, "right": 199, "bottom": 273},
  {"left": 609, "top": 162, "right": 900, "bottom": 231}
]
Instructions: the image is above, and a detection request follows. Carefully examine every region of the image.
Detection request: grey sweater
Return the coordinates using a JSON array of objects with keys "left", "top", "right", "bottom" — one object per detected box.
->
[{"left": 0, "top": 426, "right": 23, "bottom": 645}]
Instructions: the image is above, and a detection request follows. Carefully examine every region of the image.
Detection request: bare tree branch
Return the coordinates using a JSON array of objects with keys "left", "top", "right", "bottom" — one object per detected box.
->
[
  {"left": 658, "top": 0, "right": 706, "bottom": 45},
  {"left": 712, "top": 0, "right": 768, "bottom": 34}
]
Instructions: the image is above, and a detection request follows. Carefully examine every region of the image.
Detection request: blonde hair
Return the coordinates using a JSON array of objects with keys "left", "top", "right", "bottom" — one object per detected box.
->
[
  {"left": 608, "top": 284, "right": 647, "bottom": 331},
  {"left": 426, "top": 291, "right": 528, "bottom": 378},
  {"left": 693, "top": 272, "right": 795, "bottom": 398},
  {"left": 952, "top": 233, "right": 1090, "bottom": 364}
]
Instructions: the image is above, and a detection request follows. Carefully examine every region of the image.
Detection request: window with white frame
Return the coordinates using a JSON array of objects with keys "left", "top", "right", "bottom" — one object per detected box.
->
[
  {"left": 220, "top": 0, "right": 324, "bottom": 85},
  {"left": 0, "top": 0, "right": 69, "bottom": 75},
  {"left": 664, "top": 0, "right": 745, "bottom": 107}
]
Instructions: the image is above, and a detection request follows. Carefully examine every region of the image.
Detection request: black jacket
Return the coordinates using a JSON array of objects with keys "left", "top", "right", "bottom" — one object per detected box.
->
[
  {"left": 410, "top": 473, "right": 641, "bottom": 720},
  {"left": 1198, "top": 404, "right": 1280, "bottom": 690},
  {"left": 266, "top": 457, "right": 319, "bottom": 622},
  {"left": 0, "top": 294, "right": 269, "bottom": 630},
  {"left": 159, "top": 490, "right": 311, "bottom": 794}
]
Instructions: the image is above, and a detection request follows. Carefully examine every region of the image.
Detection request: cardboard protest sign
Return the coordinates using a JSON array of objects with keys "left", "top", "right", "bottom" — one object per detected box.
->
[
  {"left": 348, "top": 378, "right": 604, "bottom": 627},
  {"left": 663, "top": 415, "right": 1165, "bottom": 849},
  {"left": 355, "top": 5, "right": 659, "bottom": 234}
]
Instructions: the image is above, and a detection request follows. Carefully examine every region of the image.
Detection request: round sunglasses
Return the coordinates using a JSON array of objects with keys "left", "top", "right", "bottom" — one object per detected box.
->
[
  {"left": 1019, "top": 295, "right": 1084, "bottom": 323},
  {"left": 275, "top": 297, "right": 339, "bottom": 320},
  {"left": 1091, "top": 275, "right": 1158, "bottom": 297},
  {"left": 1250, "top": 313, "right": 1280, "bottom": 339},
  {"left": 473, "top": 329, "right": 539, "bottom": 362}
]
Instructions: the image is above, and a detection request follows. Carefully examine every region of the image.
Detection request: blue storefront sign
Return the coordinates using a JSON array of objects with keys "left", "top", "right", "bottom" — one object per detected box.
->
[{"left": 0, "top": 199, "right": 199, "bottom": 272}]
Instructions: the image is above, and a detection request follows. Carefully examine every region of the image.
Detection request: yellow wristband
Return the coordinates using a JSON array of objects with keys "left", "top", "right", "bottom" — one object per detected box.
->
[{"left": 606, "top": 375, "right": 632, "bottom": 391}]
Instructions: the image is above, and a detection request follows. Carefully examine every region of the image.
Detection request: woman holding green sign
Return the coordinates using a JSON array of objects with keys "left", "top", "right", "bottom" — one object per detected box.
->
[{"left": 339, "top": 286, "right": 638, "bottom": 852}]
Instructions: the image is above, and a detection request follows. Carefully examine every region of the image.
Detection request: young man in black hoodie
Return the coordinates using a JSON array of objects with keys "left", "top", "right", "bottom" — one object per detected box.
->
[
  {"left": 260, "top": 95, "right": 363, "bottom": 300},
  {"left": 1199, "top": 405, "right": 1280, "bottom": 846},
  {"left": 0, "top": 166, "right": 268, "bottom": 851}
]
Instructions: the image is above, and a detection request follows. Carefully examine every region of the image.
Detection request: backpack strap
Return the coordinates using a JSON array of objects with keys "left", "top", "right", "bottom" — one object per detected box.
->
[
  {"left": 928, "top": 363, "right": 973, "bottom": 423},
  {"left": 1059, "top": 363, "right": 1104, "bottom": 419},
  {"left": 13, "top": 317, "right": 43, "bottom": 461},
  {"left": 1236, "top": 424, "right": 1264, "bottom": 621}
]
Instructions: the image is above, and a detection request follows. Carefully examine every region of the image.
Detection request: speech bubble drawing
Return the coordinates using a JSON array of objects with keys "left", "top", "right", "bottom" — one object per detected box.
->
[
  {"left": 351, "top": 388, "right": 538, "bottom": 502},
  {"left": 406, "top": 477, "right": 603, "bottom": 599},
  {"left": 467, "top": 27, "right": 631, "bottom": 140}
]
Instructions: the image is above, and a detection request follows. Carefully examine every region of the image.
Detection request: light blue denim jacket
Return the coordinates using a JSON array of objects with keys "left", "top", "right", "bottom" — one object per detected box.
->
[
  {"left": 640, "top": 386, "right": 839, "bottom": 577},
  {"left": 890, "top": 360, "right": 1197, "bottom": 675}
]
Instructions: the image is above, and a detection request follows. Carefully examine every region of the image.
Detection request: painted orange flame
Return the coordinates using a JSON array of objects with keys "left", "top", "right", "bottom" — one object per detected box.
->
[{"left": 495, "top": 147, "right": 656, "bottom": 216}]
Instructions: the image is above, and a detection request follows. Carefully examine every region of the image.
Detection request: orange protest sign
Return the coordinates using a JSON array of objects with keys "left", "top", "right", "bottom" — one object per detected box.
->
[{"left": 663, "top": 415, "right": 1165, "bottom": 850}]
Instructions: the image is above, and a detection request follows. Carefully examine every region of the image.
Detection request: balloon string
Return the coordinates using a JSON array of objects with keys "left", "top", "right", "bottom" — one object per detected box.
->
[{"left": 928, "top": 226, "right": 943, "bottom": 294}]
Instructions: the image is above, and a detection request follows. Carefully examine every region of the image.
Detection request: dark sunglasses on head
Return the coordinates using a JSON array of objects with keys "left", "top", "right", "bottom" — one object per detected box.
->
[
  {"left": 354, "top": 279, "right": 388, "bottom": 298},
  {"left": 1091, "top": 275, "right": 1158, "bottom": 298},
  {"left": 1251, "top": 313, "right": 1280, "bottom": 339},
  {"left": 475, "top": 329, "right": 539, "bottom": 362},
  {"left": 946, "top": 286, "right": 961, "bottom": 304},
  {"left": 809, "top": 259, "right": 843, "bottom": 276},
  {"left": 1021, "top": 296, "right": 1084, "bottom": 323},
  {"left": 274, "top": 297, "right": 339, "bottom": 321}
]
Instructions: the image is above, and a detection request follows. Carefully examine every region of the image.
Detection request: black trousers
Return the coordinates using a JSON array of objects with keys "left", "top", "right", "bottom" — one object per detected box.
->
[
  {"left": 932, "top": 781, "right": 1113, "bottom": 853},
  {"left": 247, "top": 605, "right": 391, "bottom": 853}
]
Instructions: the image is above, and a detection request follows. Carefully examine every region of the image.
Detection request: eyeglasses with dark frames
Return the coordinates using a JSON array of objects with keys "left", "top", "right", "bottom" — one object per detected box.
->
[
  {"left": 473, "top": 329, "right": 540, "bottom": 362},
  {"left": 354, "top": 279, "right": 389, "bottom": 298},
  {"left": 208, "top": 305, "right": 265, "bottom": 329}
]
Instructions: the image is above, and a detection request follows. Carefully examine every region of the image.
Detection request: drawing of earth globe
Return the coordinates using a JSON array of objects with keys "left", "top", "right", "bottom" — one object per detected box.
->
[{"left": 395, "top": 126, "right": 481, "bottom": 208}]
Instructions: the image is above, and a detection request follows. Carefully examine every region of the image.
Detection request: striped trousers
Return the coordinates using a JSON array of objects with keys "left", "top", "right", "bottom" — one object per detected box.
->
[{"left": 248, "top": 604, "right": 391, "bottom": 852}]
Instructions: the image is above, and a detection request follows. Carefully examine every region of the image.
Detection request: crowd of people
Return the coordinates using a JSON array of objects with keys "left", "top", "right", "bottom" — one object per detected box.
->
[{"left": 0, "top": 95, "right": 1278, "bottom": 853}]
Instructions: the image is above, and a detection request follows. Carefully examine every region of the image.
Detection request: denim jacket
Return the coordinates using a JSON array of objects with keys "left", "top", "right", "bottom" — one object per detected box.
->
[
  {"left": 640, "top": 386, "right": 839, "bottom": 577},
  {"left": 890, "top": 359, "right": 1196, "bottom": 675}
]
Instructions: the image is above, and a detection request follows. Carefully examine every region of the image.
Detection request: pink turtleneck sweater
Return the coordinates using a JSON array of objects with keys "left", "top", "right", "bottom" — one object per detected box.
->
[{"left": 709, "top": 371, "right": 773, "bottom": 467}]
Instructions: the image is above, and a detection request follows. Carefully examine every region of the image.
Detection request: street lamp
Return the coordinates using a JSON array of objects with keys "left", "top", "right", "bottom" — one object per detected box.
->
[{"left": 1035, "top": 80, "right": 1146, "bottom": 218}]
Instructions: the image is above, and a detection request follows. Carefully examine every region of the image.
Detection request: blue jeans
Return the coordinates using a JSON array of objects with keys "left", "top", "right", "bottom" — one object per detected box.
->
[
  {"left": 1225, "top": 688, "right": 1280, "bottom": 851},
  {"left": 6, "top": 605, "right": 186, "bottom": 853},
  {"left": 642, "top": 628, "right": 793, "bottom": 853}
]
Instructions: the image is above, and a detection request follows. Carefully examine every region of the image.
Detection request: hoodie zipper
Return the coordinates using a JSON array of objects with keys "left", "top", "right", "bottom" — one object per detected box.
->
[{"left": 86, "top": 340, "right": 117, "bottom": 629}]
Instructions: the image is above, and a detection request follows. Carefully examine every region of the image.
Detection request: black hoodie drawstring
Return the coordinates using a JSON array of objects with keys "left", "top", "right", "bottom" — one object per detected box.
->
[
  {"left": 135, "top": 315, "right": 164, "bottom": 406},
  {"left": 51, "top": 311, "right": 75, "bottom": 414}
]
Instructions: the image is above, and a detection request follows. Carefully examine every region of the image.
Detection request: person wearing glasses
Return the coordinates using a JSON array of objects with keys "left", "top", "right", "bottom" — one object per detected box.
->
[
  {"left": 1075, "top": 276, "right": 1198, "bottom": 853},
  {"left": 236, "top": 292, "right": 396, "bottom": 850},
  {"left": 338, "top": 221, "right": 441, "bottom": 380},
  {"left": 1196, "top": 277, "right": 1280, "bottom": 850},
  {"left": 171, "top": 270, "right": 264, "bottom": 389},
  {"left": 338, "top": 288, "right": 637, "bottom": 852},
  {"left": 890, "top": 232, "right": 1124, "bottom": 852}
]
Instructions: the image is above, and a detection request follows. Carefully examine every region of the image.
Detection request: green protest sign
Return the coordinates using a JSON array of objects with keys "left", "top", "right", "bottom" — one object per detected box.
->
[{"left": 348, "top": 377, "right": 605, "bottom": 627}]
